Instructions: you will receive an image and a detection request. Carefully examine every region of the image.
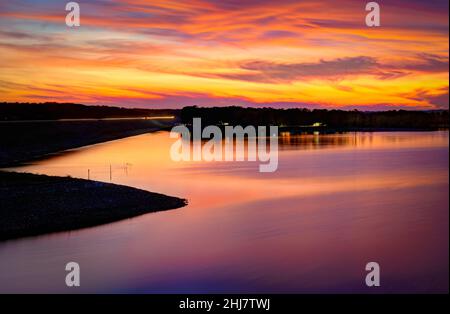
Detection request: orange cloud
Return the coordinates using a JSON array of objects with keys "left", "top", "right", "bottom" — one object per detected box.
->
[{"left": 0, "top": 0, "right": 448, "bottom": 109}]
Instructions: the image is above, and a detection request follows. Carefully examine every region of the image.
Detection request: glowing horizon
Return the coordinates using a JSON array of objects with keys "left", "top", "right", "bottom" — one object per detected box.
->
[{"left": 0, "top": 0, "right": 448, "bottom": 110}]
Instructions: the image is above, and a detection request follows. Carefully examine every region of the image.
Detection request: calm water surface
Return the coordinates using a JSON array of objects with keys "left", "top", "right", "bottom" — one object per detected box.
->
[{"left": 0, "top": 131, "right": 448, "bottom": 293}]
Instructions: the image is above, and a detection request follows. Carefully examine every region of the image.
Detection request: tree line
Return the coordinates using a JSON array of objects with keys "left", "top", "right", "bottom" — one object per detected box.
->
[
  {"left": 0, "top": 103, "right": 448, "bottom": 129},
  {"left": 0, "top": 102, "right": 179, "bottom": 120},
  {"left": 180, "top": 106, "right": 449, "bottom": 129}
]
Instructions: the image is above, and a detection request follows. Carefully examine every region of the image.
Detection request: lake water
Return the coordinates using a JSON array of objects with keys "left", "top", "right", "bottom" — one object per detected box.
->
[{"left": 0, "top": 131, "right": 448, "bottom": 293}]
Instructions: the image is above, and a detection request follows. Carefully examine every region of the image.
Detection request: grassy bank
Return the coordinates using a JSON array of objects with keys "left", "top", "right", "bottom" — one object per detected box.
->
[{"left": 0, "top": 171, "right": 186, "bottom": 241}]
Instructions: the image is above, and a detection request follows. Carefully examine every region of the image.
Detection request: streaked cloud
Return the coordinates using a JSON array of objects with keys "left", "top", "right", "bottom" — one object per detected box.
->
[
  {"left": 0, "top": 0, "right": 448, "bottom": 109},
  {"left": 214, "top": 57, "right": 380, "bottom": 83}
]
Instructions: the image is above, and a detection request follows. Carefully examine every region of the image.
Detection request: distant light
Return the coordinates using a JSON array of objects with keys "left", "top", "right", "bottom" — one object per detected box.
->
[{"left": 146, "top": 116, "right": 175, "bottom": 120}]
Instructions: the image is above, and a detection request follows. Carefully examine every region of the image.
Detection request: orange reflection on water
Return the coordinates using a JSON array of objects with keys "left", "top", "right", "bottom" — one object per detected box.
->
[
  {"left": 13, "top": 131, "right": 449, "bottom": 210},
  {"left": 2, "top": 131, "right": 448, "bottom": 293}
]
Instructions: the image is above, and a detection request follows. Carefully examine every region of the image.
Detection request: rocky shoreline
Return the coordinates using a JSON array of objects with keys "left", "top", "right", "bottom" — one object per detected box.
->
[
  {"left": 0, "top": 119, "right": 186, "bottom": 241},
  {"left": 0, "top": 171, "right": 187, "bottom": 241}
]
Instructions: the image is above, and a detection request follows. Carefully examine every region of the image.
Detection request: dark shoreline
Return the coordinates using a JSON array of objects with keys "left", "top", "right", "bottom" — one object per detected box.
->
[
  {"left": 0, "top": 171, "right": 186, "bottom": 241},
  {"left": 0, "top": 119, "right": 187, "bottom": 241}
]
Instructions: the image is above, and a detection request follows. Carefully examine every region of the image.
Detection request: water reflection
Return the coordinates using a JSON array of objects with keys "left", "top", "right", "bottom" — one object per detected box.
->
[
  {"left": 0, "top": 131, "right": 448, "bottom": 293},
  {"left": 279, "top": 131, "right": 448, "bottom": 150}
]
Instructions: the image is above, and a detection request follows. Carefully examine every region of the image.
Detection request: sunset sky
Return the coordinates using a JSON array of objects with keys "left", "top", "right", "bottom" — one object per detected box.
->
[{"left": 0, "top": 0, "right": 448, "bottom": 110}]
